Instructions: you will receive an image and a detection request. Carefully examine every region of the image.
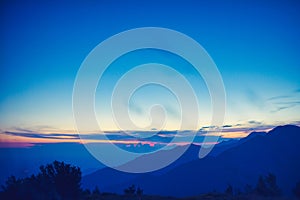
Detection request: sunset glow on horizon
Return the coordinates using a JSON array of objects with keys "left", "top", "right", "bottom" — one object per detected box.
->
[{"left": 1, "top": 1, "right": 300, "bottom": 148}]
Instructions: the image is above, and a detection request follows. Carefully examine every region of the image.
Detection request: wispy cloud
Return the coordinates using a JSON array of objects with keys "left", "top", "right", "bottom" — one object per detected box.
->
[
  {"left": 271, "top": 104, "right": 298, "bottom": 113},
  {"left": 267, "top": 95, "right": 291, "bottom": 101},
  {"left": 267, "top": 90, "right": 300, "bottom": 113},
  {"left": 3, "top": 131, "right": 80, "bottom": 140},
  {"left": 0, "top": 129, "right": 213, "bottom": 148},
  {"left": 245, "top": 88, "right": 264, "bottom": 109},
  {"left": 248, "top": 120, "right": 262, "bottom": 125},
  {"left": 1, "top": 121, "right": 295, "bottom": 147}
]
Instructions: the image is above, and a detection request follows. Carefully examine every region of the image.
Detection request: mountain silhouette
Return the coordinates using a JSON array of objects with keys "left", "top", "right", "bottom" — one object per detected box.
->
[
  {"left": 82, "top": 139, "right": 240, "bottom": 189},
  {"left": 82, "top": 125, "right": 300, "bottom": 197}
]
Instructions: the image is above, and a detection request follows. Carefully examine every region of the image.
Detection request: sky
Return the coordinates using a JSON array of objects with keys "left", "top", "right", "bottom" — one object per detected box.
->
[{"left": 0, "top": 0, "right": 300, "bottom": 146}]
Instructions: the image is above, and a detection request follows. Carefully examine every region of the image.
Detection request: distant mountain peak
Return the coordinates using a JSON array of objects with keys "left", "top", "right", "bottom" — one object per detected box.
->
[
  {"left": 267, "top": 124, "right": 300, "bottom": 136},
  {"left": 270, "top": 124, "right": 299, "bottom": 131},
  {"left": 246, "top": 131, "right": 266, "bottom": 138}
]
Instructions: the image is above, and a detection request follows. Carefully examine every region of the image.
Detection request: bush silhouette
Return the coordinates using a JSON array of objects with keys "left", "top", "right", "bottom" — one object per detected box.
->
[{"left": 0, "top": 161, "right": 82, "bottom": 200}]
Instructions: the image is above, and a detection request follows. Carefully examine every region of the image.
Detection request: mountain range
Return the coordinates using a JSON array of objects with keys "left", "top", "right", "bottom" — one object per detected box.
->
[{"left": 82, "top": 125, "right": 300, "bottom": 197}]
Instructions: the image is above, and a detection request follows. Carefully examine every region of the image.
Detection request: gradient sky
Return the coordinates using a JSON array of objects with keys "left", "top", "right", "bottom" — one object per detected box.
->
[{"left": 1, "top": 0, "right": 300, "bottom": 144}]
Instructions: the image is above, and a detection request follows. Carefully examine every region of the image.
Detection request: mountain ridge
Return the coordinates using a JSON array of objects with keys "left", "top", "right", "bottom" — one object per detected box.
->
[{"left": 82, "top": 125, "right": 300, "bottom": 196}]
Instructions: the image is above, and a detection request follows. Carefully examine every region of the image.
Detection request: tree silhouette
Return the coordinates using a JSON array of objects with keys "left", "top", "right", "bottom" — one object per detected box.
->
[
  {"left": 39, "top": 160, "right": 82, "bottom": 199},
  {"left": 256, "top": 175, "right": 268, "bottom": 196},
  {"left": 0, "top": 161, "right": 82, "bottom": 200},
  {"left": 255, "top": 173, "right": 280, "bottom": 197},
  {"left": 1, "top": 167, "right": 287, "bottom": 200},
  {"left": 136, "top": 186, "right": 143, "bottom": 200},
  {"left": 1, "top": 176, "right": 22, "bottom": 199},
  {"left": 265, "top": 173, "right": 281, "bottom": 196},
  {"left": 91, "top": 186, "right": 101, "bottom": 199},
  {"left": 124, "top": 184, "right": 136, "bottom": 196},
  {"left": 224, "top": 184, "right": 233, "bottom": 196}
]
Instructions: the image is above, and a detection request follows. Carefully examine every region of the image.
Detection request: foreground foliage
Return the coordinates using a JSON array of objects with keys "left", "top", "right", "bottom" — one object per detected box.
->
[
  {"left": 0, "top": 161, "right": 298, "bottom": 200},
  {"left": 1, "top": 161, "right": 81, "bottom": 200}
]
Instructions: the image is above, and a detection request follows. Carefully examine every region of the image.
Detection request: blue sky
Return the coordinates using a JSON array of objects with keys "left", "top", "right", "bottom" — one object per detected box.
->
[{"left": 0, "top": 0, "right": 300, "bottom": 144}]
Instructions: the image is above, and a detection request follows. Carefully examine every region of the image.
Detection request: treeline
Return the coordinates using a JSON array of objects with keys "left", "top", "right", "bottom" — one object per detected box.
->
[{"left": 0, "top": 161, "right": 300, "bottom": 200}]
